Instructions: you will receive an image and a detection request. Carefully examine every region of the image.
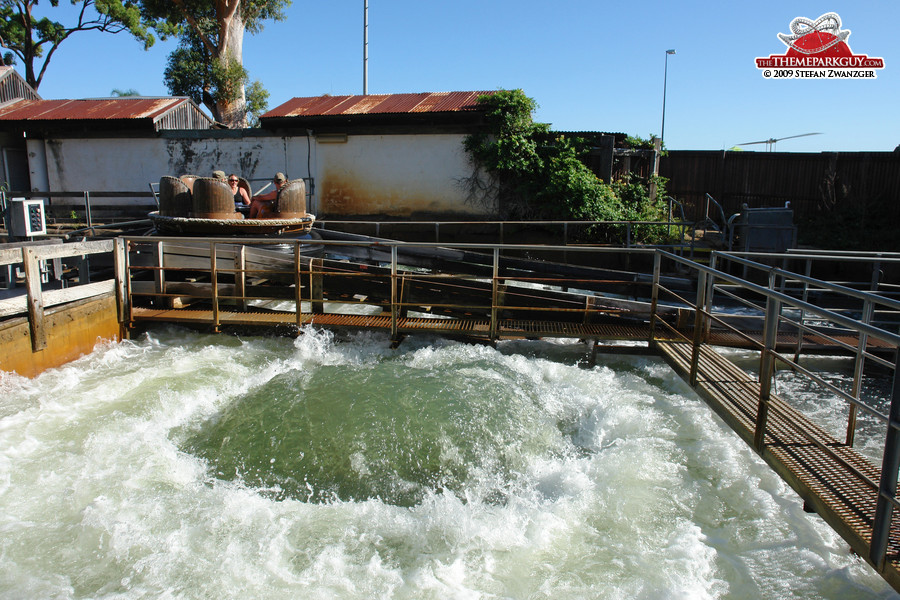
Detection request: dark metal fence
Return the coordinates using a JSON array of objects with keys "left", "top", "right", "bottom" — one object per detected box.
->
[{"left": 661, "top": 151, "right": 900, "bottom": 224}]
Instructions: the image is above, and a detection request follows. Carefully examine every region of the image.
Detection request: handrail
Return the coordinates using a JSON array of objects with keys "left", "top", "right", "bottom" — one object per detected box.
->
[
  {"left": 660, "top": 251, "right": 900, "bottom": 347},
  {"left": 716, "top": 251, "right": 900, "bottom": 314},
  {"left": 704, "top": 193, "right": 728, "bottom": 232}
]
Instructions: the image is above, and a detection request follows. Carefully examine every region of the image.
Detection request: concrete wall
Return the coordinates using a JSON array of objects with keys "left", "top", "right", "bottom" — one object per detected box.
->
[
  {"left": 31, "top": 134, "right": 302, "bottom": 206},
  {"left": 24, "top": 131, "right": 496, "bottom": 218}
]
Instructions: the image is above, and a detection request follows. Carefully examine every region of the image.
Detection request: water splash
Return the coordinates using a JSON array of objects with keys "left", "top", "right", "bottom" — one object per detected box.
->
[{"left": 0, "top": 327, "right": 896, "bottom": 599}]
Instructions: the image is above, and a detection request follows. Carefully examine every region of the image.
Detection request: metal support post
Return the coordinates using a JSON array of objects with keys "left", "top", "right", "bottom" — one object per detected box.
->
[
  {"left": 113, "top": 237, "right": 128, "bottom": 326},
  {"left": 309, "top": 257, "right": 324, "bottom": 315},
  {"left": 793, "top": 259, "right": 813, "bottom": 364},
  {"left": 294, "top": 242, "right": 303, "bottom": 327},
  {"left": 209, "top": 242, "right": 219, "bottom": 331},
  {"left": 390, "top": 246, "right": 398, "bottom": 340},
  {"left": 847, "top": 298, "right": 874, "bottom": 446},
  {"left": 23, "top": 247, "right": 46, "bottom": 351},
  {"left": 754, "top": 271, "right": 781, "bottom": 452},
  {"left": 154, "top": 241, "right": 165, "bottom": 303},
  {"left": 84, "top": 191, "right": 93, "bottom": 230},
  {"left": 235, "top": 244, "right": 247, "bottom": 312},
  {"left": 649, "top": 252, "right": 661, "bottom": 343},
  {"left": 704, "top": 253, "right": 718, "bottom": 342},
  {"left": 490, "top": 247, "right": 500, "bottom": 340},
  {"left": 122, "top": 238, "right": 134, "bottom": 328},
  {"left": 689, "top": 270, "right": 708, "bottom": 386},
  {"left": 870, "top": 358, "right": 900, "bottom": 570}
]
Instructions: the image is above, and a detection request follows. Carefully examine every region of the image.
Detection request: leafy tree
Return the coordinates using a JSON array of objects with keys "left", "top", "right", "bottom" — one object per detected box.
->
[
  {"left": 144, "top": 0, "right": 289, "bottom": 128},
  {"left": 0, "top": 0, "right": 154, "bottom": 90}
]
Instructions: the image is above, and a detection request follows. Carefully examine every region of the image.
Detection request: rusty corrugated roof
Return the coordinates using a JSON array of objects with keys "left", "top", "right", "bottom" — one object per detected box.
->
[
  {"left": 262, "top": 91, "right": 496, "bottom": 119},
  {"left": 0, "top": 97, "right": 194, "bottom": 122}
]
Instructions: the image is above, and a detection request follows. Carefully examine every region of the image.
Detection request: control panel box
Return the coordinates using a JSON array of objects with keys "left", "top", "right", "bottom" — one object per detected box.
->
[{"left": 7, "top": 197, "right": 46, "bottom": 237}]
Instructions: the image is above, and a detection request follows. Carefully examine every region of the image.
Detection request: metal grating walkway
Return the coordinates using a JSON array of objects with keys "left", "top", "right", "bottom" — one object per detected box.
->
[
  {"left": 128, "top": 307, "right": 654, "bottom": 342},
  {"left": 656, "top": 339, "right": 900, "bottom": 589},
  {"left": 129, "top": 306, "right": 892, "bottom": 354}
]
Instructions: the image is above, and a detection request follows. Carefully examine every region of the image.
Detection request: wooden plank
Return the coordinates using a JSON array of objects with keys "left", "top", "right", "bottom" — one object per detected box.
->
[
  {"left": 0, "top": 280, "right": 116, "bottom": 318},
  {"left": 0, "top": 238, "right": 63, "bottom": 266}
]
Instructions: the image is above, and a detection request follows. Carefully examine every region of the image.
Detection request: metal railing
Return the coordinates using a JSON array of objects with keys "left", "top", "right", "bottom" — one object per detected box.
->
[
  {"left": 650, "top": 249, "right": 900, "bottom": 570},
  {"left": 313, "top": 218, "right": 694, "bottom": 253},
  {"left": 119, "top": 236, "right": 660, "bottom": 339}
]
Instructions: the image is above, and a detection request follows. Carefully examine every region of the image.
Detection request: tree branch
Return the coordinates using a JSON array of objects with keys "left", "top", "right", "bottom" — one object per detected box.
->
[{"left": 171, "top": 0, "right": 218, "bottom": 56}]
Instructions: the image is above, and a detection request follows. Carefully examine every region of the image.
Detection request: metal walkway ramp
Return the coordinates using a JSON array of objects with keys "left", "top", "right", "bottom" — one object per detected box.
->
[{"left": 657, "top": 339, "right": 900, "bottom": 590}]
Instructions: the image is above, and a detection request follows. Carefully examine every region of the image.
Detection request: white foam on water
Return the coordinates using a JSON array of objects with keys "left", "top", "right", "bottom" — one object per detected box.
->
[{"left": 0, "top": 326, "right": 897, "bottom": 599}]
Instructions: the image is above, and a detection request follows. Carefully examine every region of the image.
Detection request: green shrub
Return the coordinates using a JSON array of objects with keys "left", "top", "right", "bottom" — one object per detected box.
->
[{"left": 463, "top": 90, "right": 676, "bottom": 245}]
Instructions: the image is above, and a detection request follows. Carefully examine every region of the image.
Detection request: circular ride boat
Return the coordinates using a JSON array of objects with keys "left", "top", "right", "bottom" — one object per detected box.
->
[{"left": 149, "top": 174, "right": 318, "bottom": 239}]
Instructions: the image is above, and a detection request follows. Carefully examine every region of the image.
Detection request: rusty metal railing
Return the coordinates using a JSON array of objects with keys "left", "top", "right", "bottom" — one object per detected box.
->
[{"left": 650, "top": 249, "right": 900, "bottom": 571}]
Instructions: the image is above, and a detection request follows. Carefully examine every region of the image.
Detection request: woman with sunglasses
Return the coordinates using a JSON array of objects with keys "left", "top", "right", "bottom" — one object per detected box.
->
[{"left": 228, "top": 174, "right": 251, "bottom": 214}]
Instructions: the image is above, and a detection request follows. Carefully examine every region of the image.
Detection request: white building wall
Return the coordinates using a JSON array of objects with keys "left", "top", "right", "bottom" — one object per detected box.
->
[{"left": 27, "top": 131, "right": 495, "bottom": 217}]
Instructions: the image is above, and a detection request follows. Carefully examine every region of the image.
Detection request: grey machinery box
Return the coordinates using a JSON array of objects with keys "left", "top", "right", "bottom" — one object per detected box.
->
[{"left": 6, "top": 197, "right": 47, "bottom": 237}]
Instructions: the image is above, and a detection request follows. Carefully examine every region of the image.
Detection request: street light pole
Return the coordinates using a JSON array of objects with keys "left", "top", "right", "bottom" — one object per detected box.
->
[{"left": 661, "top": 49, "right": 676, "bottom": 147}]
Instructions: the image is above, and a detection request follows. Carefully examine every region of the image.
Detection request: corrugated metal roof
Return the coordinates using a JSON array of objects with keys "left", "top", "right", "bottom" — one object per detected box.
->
[
  {"left": 0, "top": 97, "right": 198, "bottom": 123},
  {"left": 263, "top": 91, "right": 495, "bottom": 119}
]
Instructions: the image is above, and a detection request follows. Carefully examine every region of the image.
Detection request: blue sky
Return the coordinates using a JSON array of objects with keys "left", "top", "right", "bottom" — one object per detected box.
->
[{"left": 23, "top": 1, "right": 900, "bottom": 152}]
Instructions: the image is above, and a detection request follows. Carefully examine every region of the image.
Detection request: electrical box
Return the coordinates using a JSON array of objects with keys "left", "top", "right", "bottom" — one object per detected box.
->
[
  {"left": 7, "top": 197, "right": 46, "bottom": 237},
  {"left": 733, "top": 204, "right": 796, "bottom": 253}
]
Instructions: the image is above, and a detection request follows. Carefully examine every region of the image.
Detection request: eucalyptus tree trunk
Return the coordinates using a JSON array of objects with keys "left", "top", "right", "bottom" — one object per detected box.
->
[{"left": 215, "top": 6, "right": 247, "bottom": 128}]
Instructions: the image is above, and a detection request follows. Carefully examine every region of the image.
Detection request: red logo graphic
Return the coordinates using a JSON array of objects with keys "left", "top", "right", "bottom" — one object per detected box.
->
[{"left": 756, "top": 13, "right": 884, "bottom": 79}]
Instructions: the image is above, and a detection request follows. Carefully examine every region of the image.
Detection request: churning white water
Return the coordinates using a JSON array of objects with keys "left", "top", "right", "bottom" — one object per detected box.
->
[{"left": 0, "top": 326, "right": 898, "bottom": 599}]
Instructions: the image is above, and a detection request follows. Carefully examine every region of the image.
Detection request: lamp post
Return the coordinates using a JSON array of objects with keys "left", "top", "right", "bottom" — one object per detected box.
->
[{"left": 661, "top": 49, "right": 676, "bottom": 147}]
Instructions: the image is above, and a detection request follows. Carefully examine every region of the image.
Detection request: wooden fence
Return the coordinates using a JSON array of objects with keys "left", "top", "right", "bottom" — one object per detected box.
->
[{"left": 660, "top": 150, "right": 900, "bottom": 225}]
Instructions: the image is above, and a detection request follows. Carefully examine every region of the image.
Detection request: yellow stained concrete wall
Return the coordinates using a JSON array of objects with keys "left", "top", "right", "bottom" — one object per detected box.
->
[
  {"left": 0, "top": 293, "right": 122, "bottom": 378},
  {"left": 317, "top": 134, "right": 496, "bottom": 217}
]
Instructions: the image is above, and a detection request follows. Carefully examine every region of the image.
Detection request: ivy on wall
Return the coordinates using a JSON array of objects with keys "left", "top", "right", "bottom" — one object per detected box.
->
[{"left": 462, "top": 90, "right": 672, "bottom": 243}]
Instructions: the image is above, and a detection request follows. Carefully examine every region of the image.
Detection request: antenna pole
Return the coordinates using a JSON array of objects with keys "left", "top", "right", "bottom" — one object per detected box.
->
[{"left": 363, "top": 0, "right": 368, "bottom": 95}]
